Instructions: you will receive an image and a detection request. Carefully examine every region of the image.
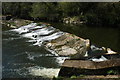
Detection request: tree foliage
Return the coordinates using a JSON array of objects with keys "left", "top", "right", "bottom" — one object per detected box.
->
[
  {"left": 30, "top": 2, "right": 60, "bottom": 21},
  {"left": 2, "top": 2, "right": 32, "bottom": 19},
  {"left": 2, "top": 2, "right": 120, "bottom": 26}
]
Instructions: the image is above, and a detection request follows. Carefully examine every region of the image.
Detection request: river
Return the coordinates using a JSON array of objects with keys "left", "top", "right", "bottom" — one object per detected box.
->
[{"left": 2, "top": 22, "right": 120, "bottom": 78}]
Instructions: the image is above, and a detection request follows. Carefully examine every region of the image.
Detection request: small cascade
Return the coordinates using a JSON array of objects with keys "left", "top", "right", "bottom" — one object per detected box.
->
[{"left": 9, "top": 23, "right": 69, "bottom": 78}]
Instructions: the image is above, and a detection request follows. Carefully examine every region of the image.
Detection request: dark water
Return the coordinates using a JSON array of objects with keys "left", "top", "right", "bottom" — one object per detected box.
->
[
  {"left": 51, "top": 23, "right": 120, "bottom": 52},
  {"left": 2, "top": 23, "right": 120, "bottom": 78}
]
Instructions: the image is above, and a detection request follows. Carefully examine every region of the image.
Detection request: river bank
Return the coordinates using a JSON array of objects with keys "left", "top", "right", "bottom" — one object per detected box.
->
[
  {"left": 2, "top": 14, "right": 120, "bottom": 28},
  {"left": 2, "top": 2, "right": 120, "bottom": 28}
]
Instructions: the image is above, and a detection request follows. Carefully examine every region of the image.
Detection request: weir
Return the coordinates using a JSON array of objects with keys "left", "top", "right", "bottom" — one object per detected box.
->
[{"left": 9, "top": 23, "right": 120, "bottom": 78}]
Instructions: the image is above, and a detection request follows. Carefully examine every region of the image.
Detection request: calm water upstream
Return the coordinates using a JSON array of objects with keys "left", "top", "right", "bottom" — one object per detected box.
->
[
  {"left": 2, "top": 22, "right": 120, "bottom": 78},
  {"left": 51, "top": 23, "right": 120, "bottom": 52}
]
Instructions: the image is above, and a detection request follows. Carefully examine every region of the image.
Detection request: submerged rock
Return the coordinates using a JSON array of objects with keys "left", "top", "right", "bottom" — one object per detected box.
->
[{"left": 45, "top": 33, "right": 90, "bottom": 58}]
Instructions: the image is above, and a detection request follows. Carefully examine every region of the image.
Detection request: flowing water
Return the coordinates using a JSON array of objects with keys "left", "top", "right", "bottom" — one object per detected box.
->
[
  {"left": 2, "top": 23, "right": 67, "bottom": 78},
  {"left": 2, "top": 22, "right": 120, "bottom": 78}
]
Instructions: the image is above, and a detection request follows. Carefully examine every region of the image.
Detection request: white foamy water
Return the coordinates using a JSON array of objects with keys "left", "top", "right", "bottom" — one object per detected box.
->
[
  {"left": 89, "top": 56, "right": 108, "bottom": 62},
  {"left": 55, "top": 57, "right": 70, "bottom": 65},
  {"left": 10, "top": 23, "right": 37, "bottom": 34},
  {"left": 29, "top": 25, "right": 44, "bottom": 30},
  {"left": 22, "top": 28, "right": 55, "bottom": 39},
  {"left": 28, "top": 66, "right": 60, "bottom": 78},
  {"left": 31, "top": 26, "right": 55, "bottom": 33},
  {"left": 20, "top": 23, "right": 37, "bottom": 28},
  {"left": 33, "top": 32, "right": 64, "bottom": 46},
  {"left": 27, "top": 39, "right": 37, "bottom": 42}
]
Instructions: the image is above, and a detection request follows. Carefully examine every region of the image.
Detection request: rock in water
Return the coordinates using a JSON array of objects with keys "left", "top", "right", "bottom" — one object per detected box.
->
[
  {"left": 106, "top": 48, "right": 117, "bottom": 54},
  {"left": 45, "top": 33, "right": 90, "bottom": 59}
]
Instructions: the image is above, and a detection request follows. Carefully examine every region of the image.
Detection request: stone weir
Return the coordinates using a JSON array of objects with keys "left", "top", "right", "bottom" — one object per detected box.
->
[
  {"left": 9, "top": 22, "right": 119, "bottom": 59},
  {"left": 8, "top": 22, "right": 120, "bottom": 78},
  {"left": 9, "top": 21, "right": 91, "bottom": 58},
  {"left": 44, "top": 33, "right": 90, "bottom": 58}
]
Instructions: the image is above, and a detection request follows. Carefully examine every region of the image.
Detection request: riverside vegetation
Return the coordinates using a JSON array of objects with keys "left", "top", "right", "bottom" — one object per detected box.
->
[{"left": 2, "top": 2, "right": 120, "bottom": 27}]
